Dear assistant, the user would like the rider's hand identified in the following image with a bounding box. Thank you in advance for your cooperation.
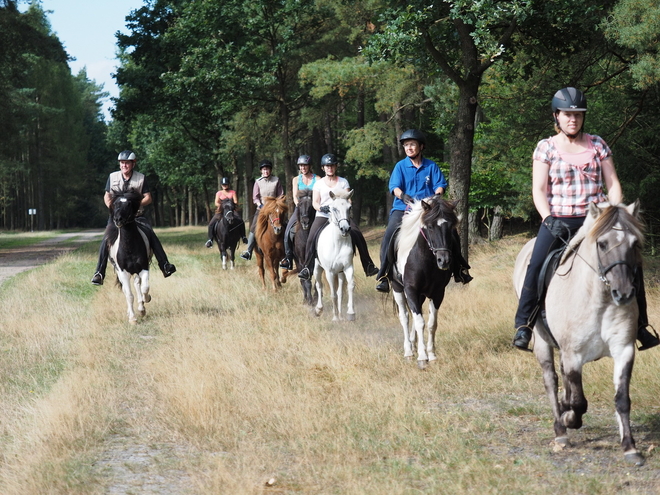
[319,205,330,214]
[401,193,413,205]
[543,216,570,239]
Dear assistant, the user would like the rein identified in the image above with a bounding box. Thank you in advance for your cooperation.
[420,226,450,255]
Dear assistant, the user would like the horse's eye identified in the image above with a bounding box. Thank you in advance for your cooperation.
[598,241,608,251]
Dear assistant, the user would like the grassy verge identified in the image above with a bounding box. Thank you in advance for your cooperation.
[0,226,657,494]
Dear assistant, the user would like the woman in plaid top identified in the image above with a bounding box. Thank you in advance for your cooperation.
[512,87,660,352]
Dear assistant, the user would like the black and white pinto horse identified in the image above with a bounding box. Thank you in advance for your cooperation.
[107,190,152,324]
[213,198,245,270]
[513,202,646,465]
[391,196,457,369]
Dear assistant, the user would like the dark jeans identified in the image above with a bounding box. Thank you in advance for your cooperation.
[283,207,299,260]
[377,210,405,280]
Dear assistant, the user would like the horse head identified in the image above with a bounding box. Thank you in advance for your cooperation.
[221,198,236,225]
[328,189,353,237]
[110,190,142,228]
[297,190,315,231]
[420,197,458,271]
[261,195,288,236]
[586,201,643,306]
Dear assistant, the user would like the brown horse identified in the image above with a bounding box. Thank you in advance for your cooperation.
[255,195,288,290]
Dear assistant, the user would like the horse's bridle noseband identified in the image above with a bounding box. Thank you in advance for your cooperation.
[420,226,450,255]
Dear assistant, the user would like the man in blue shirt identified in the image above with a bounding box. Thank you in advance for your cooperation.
[375,129,472,293]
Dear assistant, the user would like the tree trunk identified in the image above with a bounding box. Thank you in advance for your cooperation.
[468,210,480,244]
[489,206,504,241]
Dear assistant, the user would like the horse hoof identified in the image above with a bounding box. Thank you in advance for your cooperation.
[144,294,151,303]
[129,319,138,325]
[428,353,437,362]
[417,360,428,370]
[624,452,645,466]
[346,313,356,321]
[554,436,570,448]
[138,309,146,317]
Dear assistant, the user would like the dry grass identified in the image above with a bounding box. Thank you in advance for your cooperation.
[0,226,658,494]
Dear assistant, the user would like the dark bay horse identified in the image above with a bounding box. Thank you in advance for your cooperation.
[255,195,288,290]
[107,190,153,324]
[391,196,457,369]
[280,190,317,304]
[513,201,646,465]
[213,198,245,270]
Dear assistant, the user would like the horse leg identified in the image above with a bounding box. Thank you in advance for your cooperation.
[426,299,440,362]
[229,246,235,270]
[534,340,567,446]
[134,270,149,318]
[612,345,644,465]
[256,253,266,290]
[406,290,428,369]
[117,270,137,324]
[327,272,340,322]
[559,356,588,430]
[344,265,356,321]
[314,264,324,317]
[393,289,414,359]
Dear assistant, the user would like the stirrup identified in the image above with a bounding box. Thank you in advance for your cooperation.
[512,325,534,353]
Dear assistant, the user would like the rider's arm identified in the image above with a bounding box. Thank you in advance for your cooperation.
[312,188,322,211]
[601,157,623,205]
[215,192,222,209]
[532,159,552,220]
[141,192,153,207]
[104,191,112,208]
[292,176,299,206]
[253,181,262,208]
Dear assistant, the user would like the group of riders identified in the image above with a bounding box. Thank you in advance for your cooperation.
[90,87,660,353]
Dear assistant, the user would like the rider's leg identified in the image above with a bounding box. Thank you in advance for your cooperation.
[241,210,259,260]
[298,217,327,280]
[348,220,378,277]
[206,214,220,248]
[280,208,298,269]
[136,218,176,277]
[234,212,248,244]
[376,210,404,292]
[91,218,112,285]
[634,266,660,351]
[451,229,473,284]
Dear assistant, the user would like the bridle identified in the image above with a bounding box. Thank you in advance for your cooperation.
[329,204,351,233]
[419,225,450,256]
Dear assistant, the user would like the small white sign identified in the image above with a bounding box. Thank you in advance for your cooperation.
[28,209,36,215]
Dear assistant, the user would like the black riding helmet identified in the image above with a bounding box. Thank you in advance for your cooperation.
[259,159,273,170]
[399,129,426,145]
[552,87,587,136]
[118,150,136,161]
[221,177,230,186]
[321,154,338,166]
[297,155,311,165]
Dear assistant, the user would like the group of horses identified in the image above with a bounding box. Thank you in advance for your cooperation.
[104,187,648,466]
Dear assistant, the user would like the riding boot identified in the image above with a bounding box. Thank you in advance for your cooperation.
[452,230,473,284]
[512,326,534,352]
[633,266,659,350]
[241,233,255,260]
[375,277,390,293]
[637,326,660,351]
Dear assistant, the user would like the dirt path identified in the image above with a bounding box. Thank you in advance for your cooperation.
[0,230,103,286]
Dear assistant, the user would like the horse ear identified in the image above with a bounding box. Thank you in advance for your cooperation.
[329,191,336,200]
[347,189,354,200]
[626,199,640,218]
[421,199,431,211]
[588,202,601,219]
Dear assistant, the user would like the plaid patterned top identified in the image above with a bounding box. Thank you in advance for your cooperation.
[533,134,611,217]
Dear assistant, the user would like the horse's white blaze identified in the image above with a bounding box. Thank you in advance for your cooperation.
[436,217,448,227]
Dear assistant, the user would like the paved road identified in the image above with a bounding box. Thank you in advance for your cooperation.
[0,230,103,286]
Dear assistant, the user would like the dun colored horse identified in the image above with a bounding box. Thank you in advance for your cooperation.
[513,201,646,465]
[391,196,457,369]
[107,190,152,324]
[255,195,288,290]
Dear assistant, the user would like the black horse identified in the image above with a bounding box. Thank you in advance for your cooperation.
[293,190,317,304]
[107,190,153,324]
[213,198,245,270]
[390,195,457,368]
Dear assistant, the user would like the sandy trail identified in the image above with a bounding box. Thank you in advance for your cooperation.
[0,230,103,286]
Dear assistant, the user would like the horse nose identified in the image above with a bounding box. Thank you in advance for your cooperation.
[611,287,636,306]
[436,252,451,270]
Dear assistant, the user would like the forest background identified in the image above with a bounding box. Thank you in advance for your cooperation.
[2,0,660,259]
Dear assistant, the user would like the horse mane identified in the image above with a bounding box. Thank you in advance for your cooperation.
[297,189,313,201]
[330,188,352,200]
[256,195,288,234]
[396,196,457,257]
[560,203,645,265]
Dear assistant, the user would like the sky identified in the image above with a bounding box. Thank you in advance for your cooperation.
[25,0,146,121]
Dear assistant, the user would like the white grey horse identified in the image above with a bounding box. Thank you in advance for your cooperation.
[513,201,645,465]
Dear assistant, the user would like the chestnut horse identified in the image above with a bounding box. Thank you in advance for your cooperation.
[255,195,288,290]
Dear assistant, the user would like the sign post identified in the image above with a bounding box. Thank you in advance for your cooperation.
[28,208,36,232]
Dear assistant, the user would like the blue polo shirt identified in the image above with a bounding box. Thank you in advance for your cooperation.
[389,156,448,212]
